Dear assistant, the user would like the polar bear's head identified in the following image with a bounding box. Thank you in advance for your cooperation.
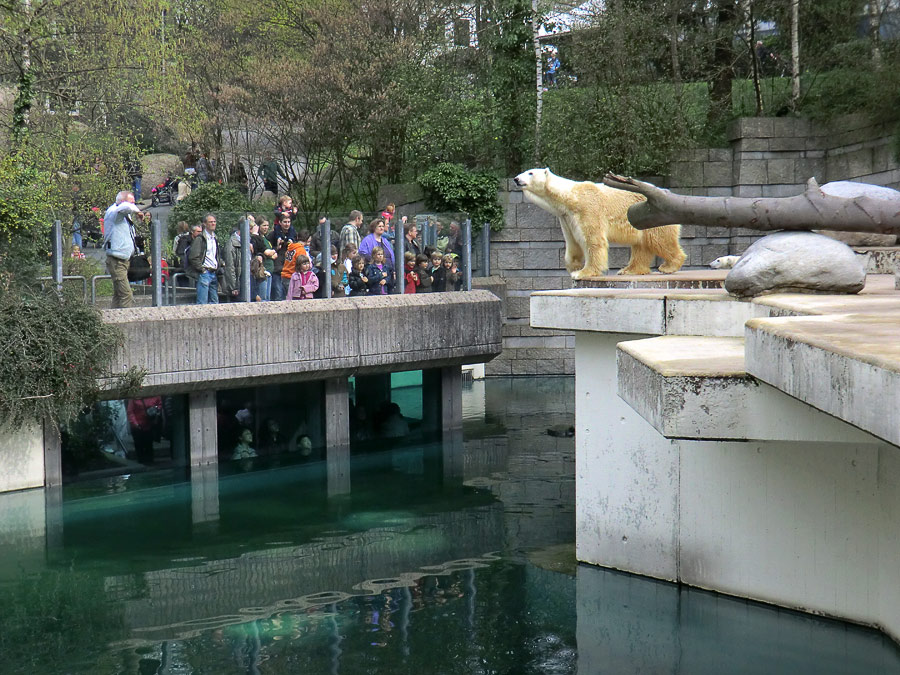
[513,168,551,193]
[709,255,740,270]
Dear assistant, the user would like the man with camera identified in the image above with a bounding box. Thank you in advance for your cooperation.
[102,190,145,309]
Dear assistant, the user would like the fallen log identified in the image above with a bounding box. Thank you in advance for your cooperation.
[602,174,900,234]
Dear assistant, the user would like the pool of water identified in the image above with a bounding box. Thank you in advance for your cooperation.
[1,377,899,673]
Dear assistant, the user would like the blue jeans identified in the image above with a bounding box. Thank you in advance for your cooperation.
[132,177,142,200]
[196,271,219,304]
[270,275,287,301]
[251,275,271,301]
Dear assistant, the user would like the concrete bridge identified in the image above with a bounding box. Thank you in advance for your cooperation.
[2,291,503,493]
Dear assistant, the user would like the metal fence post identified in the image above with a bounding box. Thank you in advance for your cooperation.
[320,217,332,299]
[481,224,491,277]
[52,220,64,294]
[394,224,405,294]
[151,218,163,306]
[240,216,251,302]
[463,219,472,291]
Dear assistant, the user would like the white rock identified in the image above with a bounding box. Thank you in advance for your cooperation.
[724,231,865,298]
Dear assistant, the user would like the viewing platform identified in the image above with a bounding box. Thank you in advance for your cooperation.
[531,271,900,644]
[1,292,503,494]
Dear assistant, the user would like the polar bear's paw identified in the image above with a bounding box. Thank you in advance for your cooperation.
[618,266,651,275]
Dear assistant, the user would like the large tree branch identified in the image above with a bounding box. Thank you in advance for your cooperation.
[603,174,900,234]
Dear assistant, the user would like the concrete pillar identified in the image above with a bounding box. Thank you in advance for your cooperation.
[45,484,64,554]
[440,365,463,433]
[422,366,463,435]
[43,420,62,488]
[327,444,351,497]
[191,463,220,526]
[442,429,464,480]
[324,377,350,447]
[189,391,218,465]
[325,377,351,496]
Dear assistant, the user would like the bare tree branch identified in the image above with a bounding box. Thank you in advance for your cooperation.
[603,173,900,234]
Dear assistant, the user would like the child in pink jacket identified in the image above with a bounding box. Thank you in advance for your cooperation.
[287,255,319,300]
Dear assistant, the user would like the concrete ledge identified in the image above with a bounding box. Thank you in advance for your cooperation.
[531,287,759,337]
[573,270,727,290]
[746,312,900,446]
[101,292,502,396]
[617,336,875,442]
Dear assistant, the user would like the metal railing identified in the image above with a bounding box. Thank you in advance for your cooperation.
[53,209,492,306]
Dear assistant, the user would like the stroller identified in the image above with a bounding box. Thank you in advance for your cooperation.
[150,174,180,207]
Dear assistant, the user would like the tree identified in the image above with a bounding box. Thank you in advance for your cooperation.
[603,173,900,235]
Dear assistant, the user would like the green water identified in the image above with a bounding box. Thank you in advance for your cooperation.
[1,377,899,674]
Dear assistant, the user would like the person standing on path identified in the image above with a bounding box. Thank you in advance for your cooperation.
[102,190,143,309]
[188,214,224,304]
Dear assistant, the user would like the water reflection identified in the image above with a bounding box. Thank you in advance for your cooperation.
[1,377,899,673]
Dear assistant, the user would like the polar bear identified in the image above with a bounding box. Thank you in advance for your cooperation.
[513,168,686,278]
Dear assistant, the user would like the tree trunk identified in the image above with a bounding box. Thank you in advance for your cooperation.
[532,0,542,164]
[12,0,33,148]
[790,0,800,109]
[747,4,763,116]
[668,0,682,97]
[708,0,737,120]
[602,173,900,234]
[869,0,882,69]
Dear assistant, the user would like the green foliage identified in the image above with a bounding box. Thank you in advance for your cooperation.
[541,84,705,179]
[0,156,56,271]
[418,163,504,232]
[480,0,535,174]
[0,152,142,431]
[0,285,144,431]
[169,182,251,236]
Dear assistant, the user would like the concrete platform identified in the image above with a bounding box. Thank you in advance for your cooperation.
[855,246,900,274]
[618,335,878,443]
[531,271,900,644]
[747,312,900,447]
[532,287,761,337]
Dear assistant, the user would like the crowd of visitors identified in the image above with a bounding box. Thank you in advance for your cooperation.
[167,196,467,304]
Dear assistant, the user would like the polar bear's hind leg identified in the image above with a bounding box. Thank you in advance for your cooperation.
[618,244,654,275]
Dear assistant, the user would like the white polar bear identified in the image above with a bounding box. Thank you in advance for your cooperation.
[513,168,686,278]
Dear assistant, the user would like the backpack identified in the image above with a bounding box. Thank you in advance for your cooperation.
[250,256,268,281]
[128,253,151,282]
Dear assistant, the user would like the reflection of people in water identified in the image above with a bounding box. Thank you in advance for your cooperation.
[379,402,409,438]
[260,418,284,455]
[232,428,257,460]
[126,396,163,464]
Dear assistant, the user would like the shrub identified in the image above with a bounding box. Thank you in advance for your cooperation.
[169,182,251,237]
[418,163,504,232]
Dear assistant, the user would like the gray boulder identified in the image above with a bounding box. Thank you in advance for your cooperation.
[815,181,899,247]
[725,231,866,297]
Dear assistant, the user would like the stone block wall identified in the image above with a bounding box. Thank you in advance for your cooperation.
[379,115,900,376]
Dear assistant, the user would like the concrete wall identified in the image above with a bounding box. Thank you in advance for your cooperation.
[0,423,46,493]
[487,113,900,376]
[570,330,900,644]
[101,292,502,396]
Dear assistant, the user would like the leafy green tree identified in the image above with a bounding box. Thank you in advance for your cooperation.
[0,156,143,431]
